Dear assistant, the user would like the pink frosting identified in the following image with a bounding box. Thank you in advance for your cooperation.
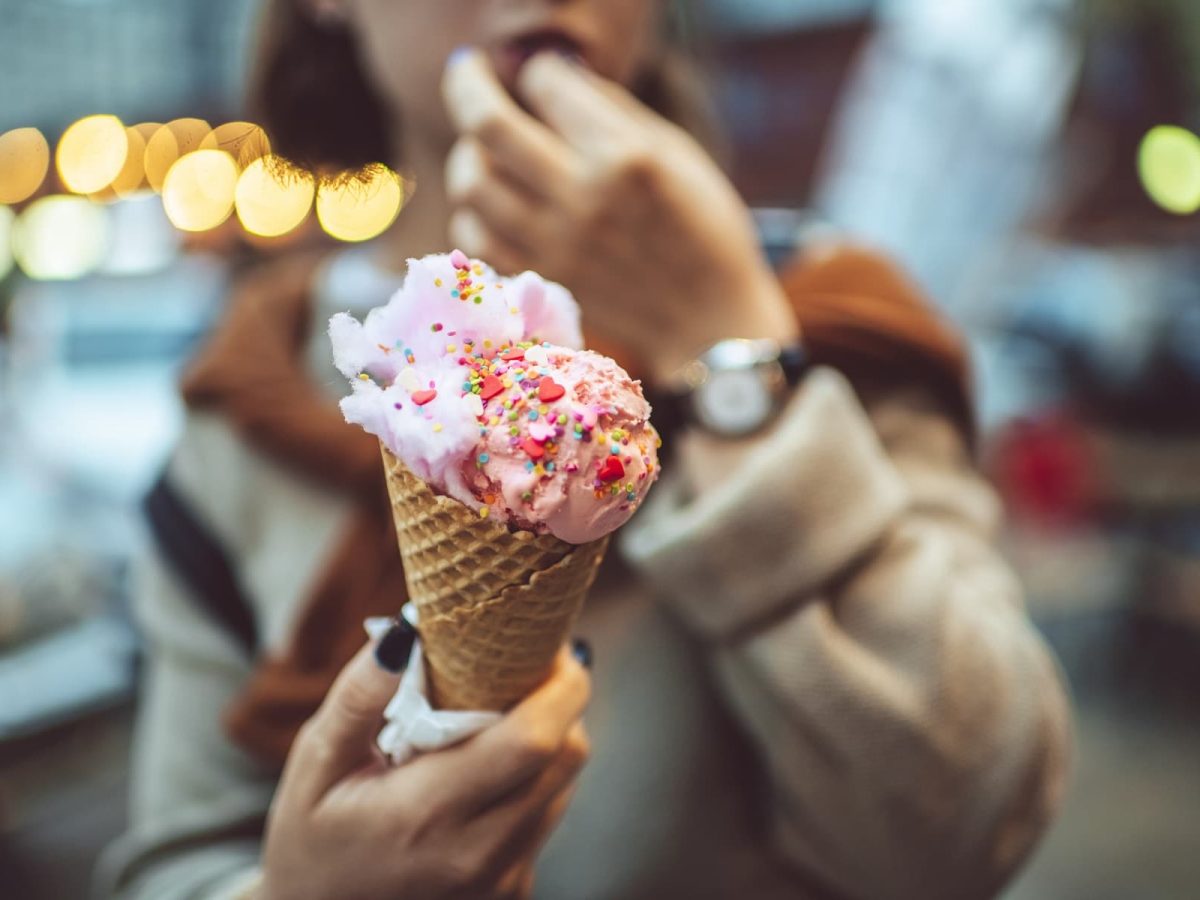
[330,251,659,543]
[462,346,658,544]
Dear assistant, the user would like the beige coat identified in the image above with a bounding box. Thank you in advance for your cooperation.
[96,259,1071,900]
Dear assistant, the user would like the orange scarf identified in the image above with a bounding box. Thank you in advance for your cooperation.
[181,245,969,770]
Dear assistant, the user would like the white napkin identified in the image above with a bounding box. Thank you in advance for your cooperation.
[365,605,501,765]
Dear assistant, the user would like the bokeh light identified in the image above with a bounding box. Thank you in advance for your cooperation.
[0,205,15,280]
[235,156,314,237]
[56,115,129,195]
[1138,125,1200,216]
[161,149,238,232]
[316,165,404,242]
[144,118,215,192]
[0,127,50,205]
[106,126,150,196]
[211,122,271,169]
[12,194,110,280]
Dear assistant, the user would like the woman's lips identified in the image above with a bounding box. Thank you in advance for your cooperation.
[493,29,587,91]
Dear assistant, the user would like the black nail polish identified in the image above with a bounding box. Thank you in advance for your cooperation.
[375,618,417,673]
[571,638,593,670]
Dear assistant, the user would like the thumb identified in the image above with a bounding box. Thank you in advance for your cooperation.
[288,623,413,803]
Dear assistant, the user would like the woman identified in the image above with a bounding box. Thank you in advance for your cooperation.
[98,1,1071,898]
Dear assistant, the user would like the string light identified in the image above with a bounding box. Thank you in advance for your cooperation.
[56,115,129,194]
[12,194,110,280]
[4,115,410,243]
[210,122,271,169]
[0,205,14,280]
[1138,125,1200,215]
[235,155,314,237]
[316,165,405,242]
[144,118,214,192]
[0,127,50,205]
[161,149,239,231]
[96,125,150,199]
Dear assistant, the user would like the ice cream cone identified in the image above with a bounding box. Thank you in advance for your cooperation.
[382,445,608,710]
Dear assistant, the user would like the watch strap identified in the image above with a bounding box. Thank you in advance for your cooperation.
[778,342,808,387]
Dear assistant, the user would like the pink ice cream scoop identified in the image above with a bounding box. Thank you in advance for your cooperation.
[330,250,660,544]
[461,343,658,544]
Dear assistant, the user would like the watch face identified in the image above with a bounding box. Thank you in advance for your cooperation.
[694,368,773,435]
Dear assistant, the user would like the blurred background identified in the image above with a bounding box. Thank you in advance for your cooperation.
[1,0,1199,897]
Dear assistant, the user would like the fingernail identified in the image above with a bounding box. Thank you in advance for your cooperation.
[375,618,417,673]
[571,638,593,670]
[448,45,473,67]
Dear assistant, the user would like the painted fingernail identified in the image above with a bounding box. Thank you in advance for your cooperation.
[571,638,593,670]
[448,45,473,67]
[375,618,417,673]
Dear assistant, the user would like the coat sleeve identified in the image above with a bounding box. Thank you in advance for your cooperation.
[93,424,273,900]
[619,367,1072,900]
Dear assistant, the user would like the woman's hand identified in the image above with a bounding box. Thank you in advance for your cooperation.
[260,642,591,900]
[442,50,798,384]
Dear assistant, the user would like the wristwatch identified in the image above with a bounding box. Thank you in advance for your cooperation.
[651,338,808,439]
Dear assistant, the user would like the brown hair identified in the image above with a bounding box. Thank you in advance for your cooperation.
[246,0,726,174]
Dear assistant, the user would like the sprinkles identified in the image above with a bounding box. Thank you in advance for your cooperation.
[382,266,657,517]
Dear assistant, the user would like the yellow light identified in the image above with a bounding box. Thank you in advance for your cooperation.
[1138,125,1200,215]
[210,122,271,169]
[56,115,129,194]
[132,122,163,142]
[144,118,215,192]
[235,156,314,237]
[107,126,150,196]
[0,205,15,280]
[316,165,404,242]
[161,149,239,232]
[12,194,110,280]
[0,127,50,204]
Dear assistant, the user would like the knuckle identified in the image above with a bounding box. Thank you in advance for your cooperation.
[336,674,379,721]
[441,855,482,893]
[560,657,592,705]
[456,180,489,209]
[294,718,333,765]
[472,109,511,145]
[294,717,319,749]
[564,729,591,769]
[513,728,559,767]
[604,145,658,189]
[446,844,498,894]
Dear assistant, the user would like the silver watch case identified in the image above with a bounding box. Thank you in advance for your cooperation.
[675,338,788,437]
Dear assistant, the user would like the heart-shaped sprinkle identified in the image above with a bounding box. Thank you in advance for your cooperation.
[538,377,566,403]
[479,374,504,400]
[521,437,545,459]
[450,248,470,269]
[597,456,625,483]
[411,389,437,406]
[500,347,525,361]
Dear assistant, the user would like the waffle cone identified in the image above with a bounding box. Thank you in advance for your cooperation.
[382,445,608,710]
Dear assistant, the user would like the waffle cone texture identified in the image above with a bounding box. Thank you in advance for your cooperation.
[381,445,608,710]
